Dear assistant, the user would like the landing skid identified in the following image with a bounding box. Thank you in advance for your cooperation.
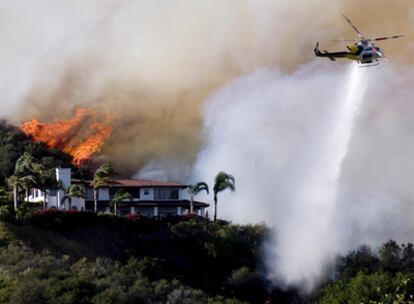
[359,62,379,67]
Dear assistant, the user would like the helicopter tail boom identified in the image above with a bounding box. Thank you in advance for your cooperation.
[314,42,348,61]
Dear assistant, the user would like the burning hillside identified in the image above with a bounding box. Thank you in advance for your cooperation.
[21,109,112,166]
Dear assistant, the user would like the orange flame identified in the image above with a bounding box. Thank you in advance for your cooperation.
[21,109,112,166]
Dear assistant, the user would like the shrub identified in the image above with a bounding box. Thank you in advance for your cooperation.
[0,205,14,221]
[16,201,40,219]
[123,213,146,221]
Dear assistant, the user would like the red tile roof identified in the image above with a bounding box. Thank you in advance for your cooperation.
[72,178,188,188]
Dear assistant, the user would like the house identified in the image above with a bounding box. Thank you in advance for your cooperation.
[27,168,209,217]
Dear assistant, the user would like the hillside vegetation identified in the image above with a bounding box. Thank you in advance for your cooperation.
[2,212,414,304]
[0,212,304,304]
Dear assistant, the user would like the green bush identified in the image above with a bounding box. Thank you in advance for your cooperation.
[0,205,14,222]
[0,219,276,304]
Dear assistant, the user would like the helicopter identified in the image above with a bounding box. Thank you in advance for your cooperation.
[314,15,404,66]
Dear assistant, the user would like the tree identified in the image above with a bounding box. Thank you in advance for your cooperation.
[110,188,132,215]
[7,175,20,211]
[8,153,42,210]
[37,158,60,210]
[187,182,209,214]
[213,172,235,222]
[61,184,85,211]
[336,245,379,280]
[92,164,115,213]
[401,243,414,272]
[379,240,402,273]
[0,186,8,205]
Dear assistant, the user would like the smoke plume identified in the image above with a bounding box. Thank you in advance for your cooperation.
[2,0,414,290]
[2,0,411,174]
[191,62,368,289]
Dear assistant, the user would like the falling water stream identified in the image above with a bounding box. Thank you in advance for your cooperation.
[275,63,368,289]
[330,63,367,181]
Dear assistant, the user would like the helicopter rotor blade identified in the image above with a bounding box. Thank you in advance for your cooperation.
[331,39,358,42]
[342,15,364,39]
[368,35,405,41]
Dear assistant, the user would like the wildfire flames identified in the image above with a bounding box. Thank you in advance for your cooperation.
[21,109,112,166]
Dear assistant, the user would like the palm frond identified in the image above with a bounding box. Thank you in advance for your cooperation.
[93,164,115,188]
[213,171,235,194]
[68,185,85,198]
[189,181,209,195]
[110,188,132,207]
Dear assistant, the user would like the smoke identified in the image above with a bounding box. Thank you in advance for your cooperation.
[2,0,414,290]
[191,63,354,288]
[1,0,410,175]
[191,61,414,289]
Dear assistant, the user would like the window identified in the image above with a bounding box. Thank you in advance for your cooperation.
[143,188,149,195]
[154,189,165,200]
[86,187,94,200]
[109,188,138,199]
[109,188,117,199]
[50,188,57,196]
[154,188,179,200]
[169,189,179,199]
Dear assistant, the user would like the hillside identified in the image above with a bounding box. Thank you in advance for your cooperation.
[1,212,413,303]
[0,212,302,304]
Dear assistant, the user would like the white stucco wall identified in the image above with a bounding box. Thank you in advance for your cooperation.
[140,188,153,200]
[179,189,189,200]
[62,197,85,211]
[48,195,58,208]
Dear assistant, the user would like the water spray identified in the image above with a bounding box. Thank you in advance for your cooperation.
[330,63,367,181]
[272,63,368,289]
[193,63,370,290]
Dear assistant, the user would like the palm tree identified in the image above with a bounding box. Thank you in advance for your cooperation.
[188,182,209,214]
[92,163,115,213]
[110,188,132,215]
[213,171,235,222]
[19,175,39,202]
[8,153,42,210]
[7,175,20,211]
[37,166,57,210]
[61,185,85,211]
